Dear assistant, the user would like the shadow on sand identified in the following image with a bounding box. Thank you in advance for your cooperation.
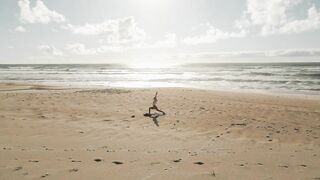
[144,113,165,127]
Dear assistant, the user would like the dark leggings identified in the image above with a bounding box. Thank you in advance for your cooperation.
[149,106,165,115]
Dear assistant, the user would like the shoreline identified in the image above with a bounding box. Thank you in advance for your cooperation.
[1,62,320,100]
[1,82,319,101]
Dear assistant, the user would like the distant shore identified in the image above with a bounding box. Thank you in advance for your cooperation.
[0,82,320,179]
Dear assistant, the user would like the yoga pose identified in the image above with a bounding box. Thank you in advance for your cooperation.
[149,92,165,115]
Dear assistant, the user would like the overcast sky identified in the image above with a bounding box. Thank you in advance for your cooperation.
[1,0,320,64]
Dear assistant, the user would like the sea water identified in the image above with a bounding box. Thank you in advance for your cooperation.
[0,63,319,95]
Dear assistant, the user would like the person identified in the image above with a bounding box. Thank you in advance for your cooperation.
[148,92,165,115]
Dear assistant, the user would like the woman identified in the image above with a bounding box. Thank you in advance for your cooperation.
[148,92,165,115]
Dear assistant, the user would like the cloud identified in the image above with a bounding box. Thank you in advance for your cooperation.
[66,43,125,55]
[236,0,320,35]
[134,33,178,49]
[66,44,98,55]
[269,48,320,57]
[38,45,63,56]
[15,26,26,32]
[183,0,320,45]
[185,0,320,45]
[174,49,320,59]
[66,32,177,55]
[63,17,146,44]
[279,5,320,34]
[18,0,66,24]
[153,33,177,48]
[183,24,247,45]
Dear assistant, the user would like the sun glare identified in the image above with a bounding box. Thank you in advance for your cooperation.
[128,61,177,68]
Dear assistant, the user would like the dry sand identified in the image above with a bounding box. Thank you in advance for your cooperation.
[0,83,320,180]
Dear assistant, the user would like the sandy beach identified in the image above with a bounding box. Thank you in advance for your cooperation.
[0,83,320,180]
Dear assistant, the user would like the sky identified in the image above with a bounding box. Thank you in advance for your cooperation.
[1,0,320,64]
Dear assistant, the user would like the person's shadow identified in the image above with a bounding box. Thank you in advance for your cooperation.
[144,113,165,127]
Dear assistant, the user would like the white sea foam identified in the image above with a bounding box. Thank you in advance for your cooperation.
[0,63,319,95]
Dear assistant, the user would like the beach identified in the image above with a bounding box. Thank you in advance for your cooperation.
[0,83,320,180]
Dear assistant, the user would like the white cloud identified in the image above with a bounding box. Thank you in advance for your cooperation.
[63,17,146,44]
[18,0,66,24]
[38,45,63,56]
[280,5,320,34]
[243,0,290,35]
[154,33,177,48]
[236,0,320,35]
[175,48,320,59]
[66,44,98,55]
[184,0,319,45]
[15,26,26,32]
[183,24,247,45]
[269,48,320,57]
[66,43,125,55]
[66,32,177,55]
[134,33,178,49]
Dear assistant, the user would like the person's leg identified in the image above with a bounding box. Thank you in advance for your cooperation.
[159,109,165,115]
[155,107,165,115]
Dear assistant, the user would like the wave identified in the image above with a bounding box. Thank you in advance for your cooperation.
[297,73,320,78]
[1,63,320,95]
[248,72,275,76]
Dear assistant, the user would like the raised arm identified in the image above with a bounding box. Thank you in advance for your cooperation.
[155,92,158,98]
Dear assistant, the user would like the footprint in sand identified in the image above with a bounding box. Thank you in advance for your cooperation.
[41,173,49,178]
[279,165,289,168]
[112,161,123,165]
[71,160,81,163]
[188,152,198,156]
[13,166,23,171]
[210,170,216,176]
[28,160,39,163]
[102,119,113,122]
[94,158,103,162]
[68,168,79,172]
[194,162,204,165]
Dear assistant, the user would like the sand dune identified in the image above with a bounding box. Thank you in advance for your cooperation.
[0,83,320,180]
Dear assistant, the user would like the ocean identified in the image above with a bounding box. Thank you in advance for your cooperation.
[0,63,319,95]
